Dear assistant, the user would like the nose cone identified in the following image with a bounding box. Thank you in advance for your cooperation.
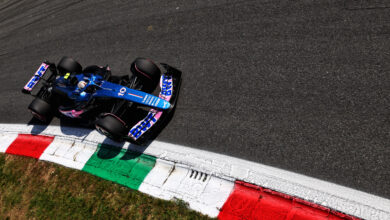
[156,99,171,110]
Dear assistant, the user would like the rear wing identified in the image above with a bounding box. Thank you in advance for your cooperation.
[126,63,182,145]
[22,62,57,95]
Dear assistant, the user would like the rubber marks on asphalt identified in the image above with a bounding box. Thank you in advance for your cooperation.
[82,143,156,190]
[218,181,357,220]
[5,134,53,158]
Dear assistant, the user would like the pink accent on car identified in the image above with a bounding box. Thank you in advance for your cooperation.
[153,111,163,121]
[128,109,160,140]
[159,75,173,101]
[127,93,143,99]
[128,73,173,140]
[23,63,50,91]
[134,63,152,80]
[59,109,84,118]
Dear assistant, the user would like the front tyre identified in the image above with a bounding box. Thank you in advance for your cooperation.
[57,56,82,75]
[130,58,161,92]
[95,114,128,141]
[28,98,52,122]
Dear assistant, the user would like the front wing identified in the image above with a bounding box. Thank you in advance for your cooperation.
[125,63,182,145]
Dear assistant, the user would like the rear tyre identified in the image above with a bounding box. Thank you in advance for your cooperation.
[57,56,82,75]
[130,58,161,92]
[95,114,128,141]
[28,98,52,122]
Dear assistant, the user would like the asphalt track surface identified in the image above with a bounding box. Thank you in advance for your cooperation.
[0,0,389,199]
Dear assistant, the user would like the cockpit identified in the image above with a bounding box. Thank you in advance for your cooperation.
[54,73,103,103]
[77,80,87,90]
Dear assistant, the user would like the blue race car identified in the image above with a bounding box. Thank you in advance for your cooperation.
[22,57,181,144]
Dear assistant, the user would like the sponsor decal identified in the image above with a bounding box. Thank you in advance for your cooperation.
[118,87,126,96]
[154,98,160,106]
[160,75,173,100]
[129,111,158,139]
[163,101,169,109]
[148,96,155,105]
[59,109,84,118]
[23,63,49,91]
[145,95,151,103]
[63,73,71,79]
[128,73,174,140]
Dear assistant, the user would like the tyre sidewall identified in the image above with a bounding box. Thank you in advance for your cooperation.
[130,58,161,87]
[95,115,128,140]
[28,98,52,122]
[57,56,82,75]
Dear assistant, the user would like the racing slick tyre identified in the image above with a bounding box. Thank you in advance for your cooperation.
[28,98,52,122]
[130,58,161,91]
[57,56,82,75]
[95,114,128,141]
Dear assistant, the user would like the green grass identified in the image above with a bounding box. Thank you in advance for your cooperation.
[0,154,214,220]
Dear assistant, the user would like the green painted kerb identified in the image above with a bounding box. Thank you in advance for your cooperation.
[82,144,156,190]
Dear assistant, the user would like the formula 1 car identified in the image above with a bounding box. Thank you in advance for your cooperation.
[22,57,181,145]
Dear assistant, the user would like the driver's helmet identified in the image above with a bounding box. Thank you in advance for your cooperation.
[77,80,87,90]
